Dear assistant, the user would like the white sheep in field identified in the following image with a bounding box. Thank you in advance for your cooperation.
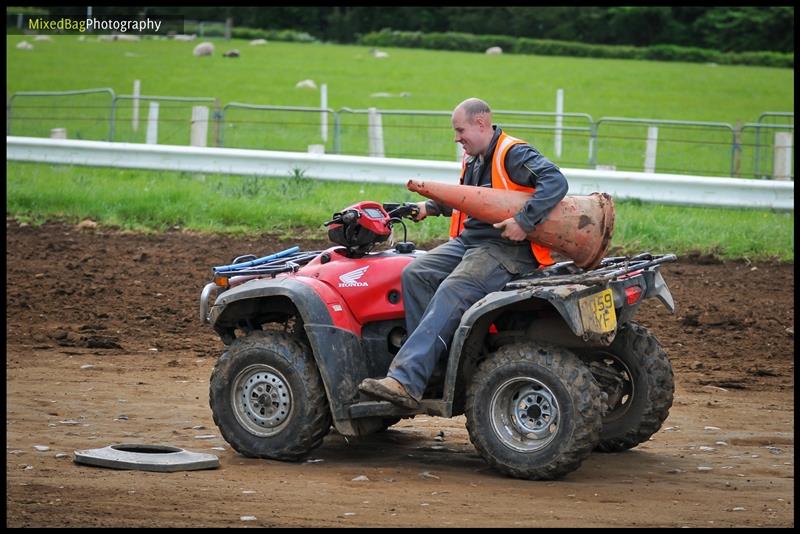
[485,46,503,55]
[295,79,317,89]
[294,80,317,89]
[371,48,389,59]
[193,42,214,57]
[249,39,267,45]
[33,35,52,42]
[223,49,240,58]
[16,41,34,50]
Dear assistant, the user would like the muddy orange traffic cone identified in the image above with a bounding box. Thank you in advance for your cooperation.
[407,180,615,269]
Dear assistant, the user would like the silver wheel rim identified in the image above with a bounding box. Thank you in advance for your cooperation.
[490,377,560,452]
[232,364,292,437]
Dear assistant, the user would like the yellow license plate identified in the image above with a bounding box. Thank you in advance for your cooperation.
[579,288,617,334]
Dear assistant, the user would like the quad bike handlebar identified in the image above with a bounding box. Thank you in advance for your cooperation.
[212,200,422,284]
[321,201,421,257]
[381,202,421,221]
[322,202,420,232]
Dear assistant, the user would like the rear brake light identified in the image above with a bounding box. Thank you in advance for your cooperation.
[625,285,643,305]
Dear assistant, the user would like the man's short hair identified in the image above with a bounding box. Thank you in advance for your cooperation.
[458,98,491,122]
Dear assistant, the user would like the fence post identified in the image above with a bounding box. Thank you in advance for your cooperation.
[333,111,341,154]
[732,121,742,177]
[225,17,233,41]
[132,79,141,132]
[368,107,384,157]
[320,83,328,143]
[555,88,563,158]
[109,97,117,141]
[773,132,793,181]
[753,123,762,178]
[644,126,658,173]
[146,101,159,144]
[211,99,221,147]
[191,106,209,147]
[588,121,598,167]
[456,141,464,162]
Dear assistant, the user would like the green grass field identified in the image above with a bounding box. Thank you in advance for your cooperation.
[6,35,793,119]
[6,35,795,261]
[7,161,794,261]
[6,35,794,174]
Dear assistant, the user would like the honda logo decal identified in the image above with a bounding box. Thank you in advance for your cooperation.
[338,266,369,287]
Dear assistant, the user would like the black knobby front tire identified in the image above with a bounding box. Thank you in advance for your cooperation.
[465,343,602,480]
[585,321,674,453]
[209,331,332,461]
[378,417,402,432]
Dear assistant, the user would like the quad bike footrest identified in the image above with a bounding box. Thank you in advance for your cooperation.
[348,399,449,418]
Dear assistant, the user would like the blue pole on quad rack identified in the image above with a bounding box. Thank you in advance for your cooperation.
[213,246,300,273]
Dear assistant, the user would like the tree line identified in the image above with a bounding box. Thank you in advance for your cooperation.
[32,6,795,53]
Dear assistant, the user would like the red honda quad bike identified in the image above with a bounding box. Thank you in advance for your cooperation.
[200,201,677,480]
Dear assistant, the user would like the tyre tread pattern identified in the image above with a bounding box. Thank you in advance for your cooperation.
[209,331,332,461]
[596,321,674,453]
[465,343,602,480]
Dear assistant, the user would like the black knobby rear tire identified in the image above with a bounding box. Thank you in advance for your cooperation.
[465,343,602,480]
[209,331,332,461]
[584,321,674,453]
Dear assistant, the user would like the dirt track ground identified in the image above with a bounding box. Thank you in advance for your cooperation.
[6,220,794,527]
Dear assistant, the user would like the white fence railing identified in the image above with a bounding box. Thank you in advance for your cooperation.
[6,136,794,210]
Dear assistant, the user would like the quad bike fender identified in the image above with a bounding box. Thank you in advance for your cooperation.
[208,277,370,428]
[209,277,332,330]
[209,276,362,335]
[442,283,614,407]
[646,270,675,313]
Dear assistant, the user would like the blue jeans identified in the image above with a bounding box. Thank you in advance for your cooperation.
[387,238,535,400]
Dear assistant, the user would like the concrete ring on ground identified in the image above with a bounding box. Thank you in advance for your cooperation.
[73,443,220,472]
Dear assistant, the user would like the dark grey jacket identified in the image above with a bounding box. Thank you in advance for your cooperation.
[426,126,569,254]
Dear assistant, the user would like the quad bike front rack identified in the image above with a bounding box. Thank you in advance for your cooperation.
[212,247,323,279]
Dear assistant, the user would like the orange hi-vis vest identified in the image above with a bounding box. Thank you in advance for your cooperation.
[449,131,555,266]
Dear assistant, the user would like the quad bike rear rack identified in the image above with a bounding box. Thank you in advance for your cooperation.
[506,252,678,289]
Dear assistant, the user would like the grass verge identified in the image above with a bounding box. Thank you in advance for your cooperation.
[7,161,794,261]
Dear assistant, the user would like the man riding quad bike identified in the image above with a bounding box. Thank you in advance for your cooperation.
[200,200,676,480]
